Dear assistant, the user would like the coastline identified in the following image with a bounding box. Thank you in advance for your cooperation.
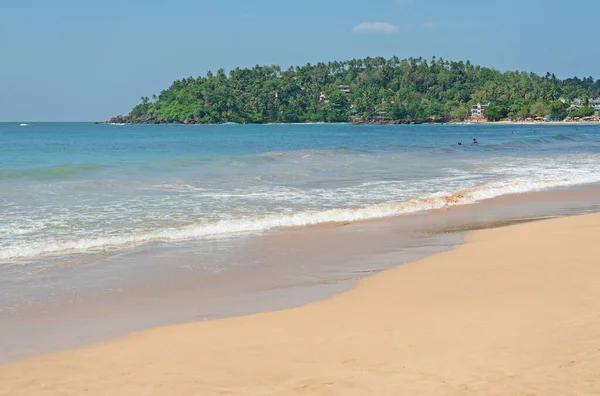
[2,212,600,395]
[3,120,600,368]
[1,183,598,366]
[355,119,600,126]
[468,119,600,126]
[97,118,600,126]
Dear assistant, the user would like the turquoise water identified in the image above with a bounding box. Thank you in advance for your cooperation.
[1,122,599,262]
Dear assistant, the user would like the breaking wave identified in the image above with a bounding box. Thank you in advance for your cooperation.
[2,167,599,261]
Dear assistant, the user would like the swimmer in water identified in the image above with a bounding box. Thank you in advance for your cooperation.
[457,142,462,145]
[473,138,478,144]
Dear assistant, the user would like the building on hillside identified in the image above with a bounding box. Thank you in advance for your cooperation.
[571,98,584,107]
[319,92,329,103]
[570,97,600,114]
[470,103,488,120]
[338,85,351,95]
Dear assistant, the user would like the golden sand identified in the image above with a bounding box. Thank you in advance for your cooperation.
[1,214,599,395]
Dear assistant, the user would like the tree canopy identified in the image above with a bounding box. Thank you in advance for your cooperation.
[123,56,600,124]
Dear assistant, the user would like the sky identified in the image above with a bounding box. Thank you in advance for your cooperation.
[0,0,597,122]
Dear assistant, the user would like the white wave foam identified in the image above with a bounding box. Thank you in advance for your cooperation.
[2,164,599,261]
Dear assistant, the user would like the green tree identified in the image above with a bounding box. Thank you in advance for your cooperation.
[516,104,531,119]
[388,104,407,120]
[450,106,468,120]
[484,104,507,121]
[530,103,549,118]
[575,106,595,117]
[117,56,597,124]
[549,101,567,119]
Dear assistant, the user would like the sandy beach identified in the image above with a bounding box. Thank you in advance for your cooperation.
[2,213,600,395]
[454,120,600,126]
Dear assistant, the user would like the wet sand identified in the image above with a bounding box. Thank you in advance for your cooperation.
[1,184,599,365]
[1,211,600,395]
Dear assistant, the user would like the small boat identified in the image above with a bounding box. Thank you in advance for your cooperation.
[20,123,28,127]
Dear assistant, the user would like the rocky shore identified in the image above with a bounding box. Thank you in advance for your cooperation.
[98,115,599,126]
[97,115,429,125]
[350,119,425,125]
[96,115,181,125]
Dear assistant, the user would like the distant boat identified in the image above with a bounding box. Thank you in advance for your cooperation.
[20,123,28,127]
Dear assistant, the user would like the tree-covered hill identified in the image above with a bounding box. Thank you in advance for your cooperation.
[116,56,600,124]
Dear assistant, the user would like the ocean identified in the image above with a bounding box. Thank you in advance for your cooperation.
[2,122,599,263]
[1,122,599,361]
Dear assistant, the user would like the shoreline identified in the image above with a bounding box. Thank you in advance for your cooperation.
[97,119,600,126]
[1,183,600,365]
[2,212,600,395]
[5,177,600,264]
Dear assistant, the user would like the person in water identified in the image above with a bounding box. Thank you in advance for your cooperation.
[457,142,462,145]
[473,138,478,144]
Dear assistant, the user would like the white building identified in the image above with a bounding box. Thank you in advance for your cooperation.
[571,98,584,107]
[471,103,488,117]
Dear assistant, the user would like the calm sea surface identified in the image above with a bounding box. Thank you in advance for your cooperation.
[1,122,599,264]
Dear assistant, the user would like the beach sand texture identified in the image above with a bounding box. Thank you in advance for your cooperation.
[1,213,599,395]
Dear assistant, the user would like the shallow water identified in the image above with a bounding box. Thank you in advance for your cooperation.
[2,123,599,263]
[1,184,599,364]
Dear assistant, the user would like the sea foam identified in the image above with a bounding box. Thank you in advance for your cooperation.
[2,163,599,261]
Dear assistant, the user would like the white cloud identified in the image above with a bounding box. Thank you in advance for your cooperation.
[422,21,440,29]
[352,22,398,35]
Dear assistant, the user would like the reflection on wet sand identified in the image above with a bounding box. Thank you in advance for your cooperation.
[0,184,599,364]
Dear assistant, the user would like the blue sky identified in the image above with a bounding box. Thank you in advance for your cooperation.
[0,0,597,121]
